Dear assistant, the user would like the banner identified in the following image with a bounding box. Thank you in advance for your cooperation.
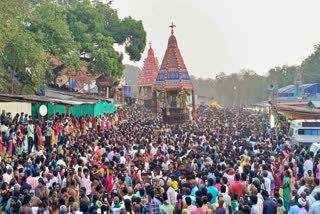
[124,86,131,97]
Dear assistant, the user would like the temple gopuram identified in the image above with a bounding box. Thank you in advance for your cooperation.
[153,23,195,123]
[137,44,160,109]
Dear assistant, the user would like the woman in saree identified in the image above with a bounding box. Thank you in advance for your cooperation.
[0,132,3,157]
[51,129,56,147]
[282,170,291,211]
[34,122,41,151]
[7,129,14,157]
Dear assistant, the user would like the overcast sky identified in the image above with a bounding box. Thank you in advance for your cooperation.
[113,0,320,79]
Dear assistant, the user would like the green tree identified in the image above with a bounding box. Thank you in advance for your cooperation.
[300,45,320,83]
[89,33,124,78]
[1,0,147,94]
[267,65,298,87]
[0,0,28,57]
[114,16,147,61]
[27,0,82,68]
[0,0,50,94]
[2,30,49,94]
[66,0,146,80]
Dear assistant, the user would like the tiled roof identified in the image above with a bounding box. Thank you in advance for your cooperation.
[50,58,63,69]
[277,103,320,114]
[72,74,102,84]
[58,65,88,75]
[52,58,105,85]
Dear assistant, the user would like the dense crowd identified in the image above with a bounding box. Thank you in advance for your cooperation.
[0,105,319,214]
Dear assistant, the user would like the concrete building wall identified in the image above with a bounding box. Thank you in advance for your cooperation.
[0,102,32,117]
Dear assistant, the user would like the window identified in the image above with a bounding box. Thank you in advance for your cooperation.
[298,129,320,135]
[302,122,320,127]
[298,129,304,135]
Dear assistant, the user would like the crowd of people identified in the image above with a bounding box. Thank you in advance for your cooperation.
[0,105,319,214]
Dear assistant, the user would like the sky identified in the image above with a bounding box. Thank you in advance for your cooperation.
[113,0,320,79]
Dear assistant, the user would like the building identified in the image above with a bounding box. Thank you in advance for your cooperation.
[137,44,159,108]
[51,58,113,95]
[53,63,101,94]
[277,83,320,100]
[271,72,320,127]
[96,75,113,97]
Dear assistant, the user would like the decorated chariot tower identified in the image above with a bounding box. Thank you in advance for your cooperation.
[137,43,159,108]
[153,23,195,123]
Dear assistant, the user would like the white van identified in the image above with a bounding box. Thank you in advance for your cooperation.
[288,120,320,146]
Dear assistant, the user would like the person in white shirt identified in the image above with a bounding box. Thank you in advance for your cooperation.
[81,168,92,196]
[123,186,134,202]
[3,168,13,184]
[250,195,259,214]
[119,151,126,165]
[166,180,178,206]
[263,172,271,196]
[221,185,232,214]
[72,202,83,214]
[297,179,307,196]
[303,154,313,176]
[305,188,316,207]
[111,197,124,214]
[251,187,263,214]
[309,192,320,214]
[48,171,59,188]
[56,156,67,168]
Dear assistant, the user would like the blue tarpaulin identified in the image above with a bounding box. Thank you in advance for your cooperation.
[124,86,131,97]
[278,83,320,97]
[69,79,77,90]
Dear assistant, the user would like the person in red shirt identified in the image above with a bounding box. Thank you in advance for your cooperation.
[101,118,105,130]
[0,133,3,157]
[54,121,61,142]
[88,115,93,130]
[230,173,245,197]
[95,145,103,157]
[106,168,116,194]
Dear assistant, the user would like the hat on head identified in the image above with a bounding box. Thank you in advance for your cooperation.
[298,198,307,207]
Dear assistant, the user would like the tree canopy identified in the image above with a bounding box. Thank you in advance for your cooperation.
[65,0,146,78]
[191,42,320,107]
[0,0,147,94]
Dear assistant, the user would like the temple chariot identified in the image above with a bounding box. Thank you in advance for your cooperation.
[152,23,195,123]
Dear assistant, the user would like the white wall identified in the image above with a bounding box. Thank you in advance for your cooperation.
[79,80,98,93]
[0,102,32,117]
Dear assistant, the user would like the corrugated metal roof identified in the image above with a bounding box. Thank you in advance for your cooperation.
[46,89,112,103]
[254,101,271,107]
[277,103,320,114]
[311,101,320,108]
[278,83,320,97]
[0,93,103,106]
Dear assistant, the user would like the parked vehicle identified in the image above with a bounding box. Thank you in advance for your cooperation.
[288,120,320,146]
